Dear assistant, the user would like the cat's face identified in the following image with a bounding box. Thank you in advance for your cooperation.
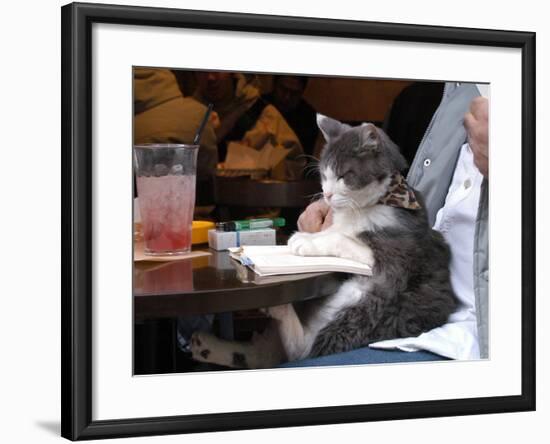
[317,114,407,210]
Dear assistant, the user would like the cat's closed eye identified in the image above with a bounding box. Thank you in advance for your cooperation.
[338,171,356,181]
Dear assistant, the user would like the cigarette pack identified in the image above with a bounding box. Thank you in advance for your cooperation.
[208,228,276,251]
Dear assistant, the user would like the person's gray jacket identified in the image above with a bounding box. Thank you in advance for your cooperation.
[407,82,489,359]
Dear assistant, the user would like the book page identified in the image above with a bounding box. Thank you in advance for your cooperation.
[229,246,372,276]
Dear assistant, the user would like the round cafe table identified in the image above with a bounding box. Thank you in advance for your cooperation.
[134,248,344,321]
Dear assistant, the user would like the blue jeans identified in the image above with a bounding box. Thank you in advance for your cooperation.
[278,347,447,368]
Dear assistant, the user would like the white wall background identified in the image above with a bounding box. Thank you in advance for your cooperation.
[0,0,546,442]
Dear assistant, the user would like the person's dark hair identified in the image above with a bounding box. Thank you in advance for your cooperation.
[272,74,308,90]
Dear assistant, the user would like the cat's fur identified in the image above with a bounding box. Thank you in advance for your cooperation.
[190,115,457,368]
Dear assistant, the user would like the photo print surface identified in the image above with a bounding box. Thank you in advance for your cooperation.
[132,69,489,376]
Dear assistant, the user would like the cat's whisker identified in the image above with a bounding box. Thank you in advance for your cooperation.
[304,167,320,179]
[297,154,320,162]
[303,161,320,179]
[306,192,324,203]
[347,198,364,220]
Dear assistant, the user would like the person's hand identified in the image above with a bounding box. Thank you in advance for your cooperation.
[297,200,333,233]
[209,110,220,129]
[464,96,489,178]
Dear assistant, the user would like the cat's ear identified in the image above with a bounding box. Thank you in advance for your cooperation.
[317,114,348,142]
[359,123,380,155]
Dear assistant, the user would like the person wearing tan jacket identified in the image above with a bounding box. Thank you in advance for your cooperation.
[134,68,218,204]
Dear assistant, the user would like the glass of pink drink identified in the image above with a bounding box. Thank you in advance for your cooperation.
[134,144,199,255]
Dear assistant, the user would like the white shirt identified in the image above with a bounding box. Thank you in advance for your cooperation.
[370,143,483,360]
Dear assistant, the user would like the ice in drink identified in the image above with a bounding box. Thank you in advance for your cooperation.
[136,174,196,255]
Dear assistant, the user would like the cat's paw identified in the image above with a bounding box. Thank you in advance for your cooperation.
[190,331,217,364]
[288,232,321,256]
[190,332,249,368]
[260,304,291,321]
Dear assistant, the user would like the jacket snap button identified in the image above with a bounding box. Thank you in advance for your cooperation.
[424,159,431,167]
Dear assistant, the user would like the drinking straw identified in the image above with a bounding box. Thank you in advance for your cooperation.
[193,103,214,145]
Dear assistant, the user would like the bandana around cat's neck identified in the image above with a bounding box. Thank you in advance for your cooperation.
[378,173,422,210]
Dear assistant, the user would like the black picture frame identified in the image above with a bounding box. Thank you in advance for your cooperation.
[61,2,536,440]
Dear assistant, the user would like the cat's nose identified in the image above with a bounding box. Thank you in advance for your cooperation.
[324,192,333,201]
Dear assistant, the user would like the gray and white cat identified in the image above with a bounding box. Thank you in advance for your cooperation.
[190,115,457,368]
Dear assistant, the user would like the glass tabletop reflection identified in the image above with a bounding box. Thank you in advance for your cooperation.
[133,248,344,319]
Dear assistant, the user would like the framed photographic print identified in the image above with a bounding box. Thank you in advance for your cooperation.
[61,1,536,440]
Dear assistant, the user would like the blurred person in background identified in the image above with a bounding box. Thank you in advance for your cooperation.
[263,75,319,162]
[193,71,305,180]
[384,82,445,171]
[134,68,218,206]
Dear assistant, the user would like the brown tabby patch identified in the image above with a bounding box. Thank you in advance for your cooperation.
[378,173,421,210]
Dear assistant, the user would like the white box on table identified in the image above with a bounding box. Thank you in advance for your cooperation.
[208,228,276,251]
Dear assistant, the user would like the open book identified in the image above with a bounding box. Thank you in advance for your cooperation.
[231,258,329,285]
[228,245,372,277]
